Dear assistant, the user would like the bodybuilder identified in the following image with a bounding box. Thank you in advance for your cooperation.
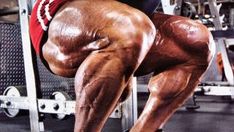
[30,0,213,131]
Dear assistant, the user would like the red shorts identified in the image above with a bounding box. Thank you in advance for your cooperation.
[29,0,69,55]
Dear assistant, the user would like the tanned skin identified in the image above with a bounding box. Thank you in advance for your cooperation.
[41,1,213,132]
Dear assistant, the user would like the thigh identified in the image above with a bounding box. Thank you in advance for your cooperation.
[41,0,156,78]
[135,13,212,76]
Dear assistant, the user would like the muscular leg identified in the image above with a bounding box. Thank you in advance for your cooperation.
[74,51,129,131]
[74,43,153,131]
[42,1,156,131]
[132,13,213,131]
[40,1,156,132]
[132,65,207,131]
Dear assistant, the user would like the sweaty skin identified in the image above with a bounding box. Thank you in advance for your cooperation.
[42,1,155,131]
[131,13,212,131]
[41,1,212,132]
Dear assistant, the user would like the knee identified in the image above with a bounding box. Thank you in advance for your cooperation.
[163,16,210,46]
[162,16,213,67]
[152,13,212,55]
[178,20,211,52]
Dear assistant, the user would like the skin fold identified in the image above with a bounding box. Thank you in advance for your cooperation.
[40,0,213,132]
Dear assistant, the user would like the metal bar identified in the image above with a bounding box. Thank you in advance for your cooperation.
[0,96,29,109]
[132,77,138,123]
[0,7,19,16]
[218,39,234,85]
[230,9,234,29]
[38,99,73,115]
[161,1,176,15]
[121,77,138,131]
[18,0,41,131]
[208,0,222,30]
[208,0,234,91]
[0,96,121,118]
[137,84,148,93]
[199,81,231,86]
[198,86,234,96]
[211,30,234,38]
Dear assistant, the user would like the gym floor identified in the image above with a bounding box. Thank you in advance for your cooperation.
[0,95,234,132]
